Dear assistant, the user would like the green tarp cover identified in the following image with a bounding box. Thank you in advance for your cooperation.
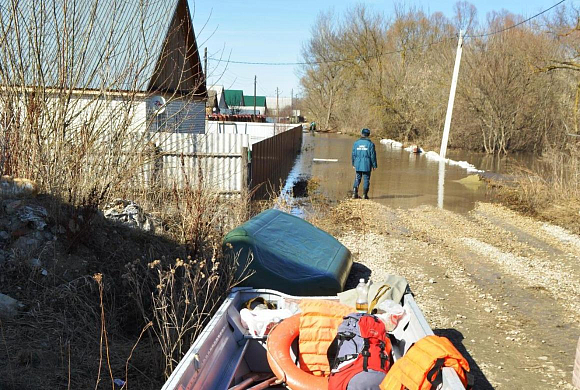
[224,209,352,296]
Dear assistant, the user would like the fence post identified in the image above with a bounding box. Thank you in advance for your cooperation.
[241,146,249,188]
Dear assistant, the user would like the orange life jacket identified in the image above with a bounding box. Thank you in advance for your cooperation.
[379,335,472,390]
[298,299,354,377]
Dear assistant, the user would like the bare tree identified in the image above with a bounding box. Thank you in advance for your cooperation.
[300,11,346,131]
[0,0,206,204]
[299,1,574,154]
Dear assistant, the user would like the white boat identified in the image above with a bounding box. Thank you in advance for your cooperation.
[162,287,467,390]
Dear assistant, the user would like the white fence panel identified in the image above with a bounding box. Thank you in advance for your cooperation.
[144,132,250,193]
[206,121,298,146]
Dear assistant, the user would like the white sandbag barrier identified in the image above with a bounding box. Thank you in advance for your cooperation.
[380,139,483,173]
[380,139,403,148]
[423,151,483,173]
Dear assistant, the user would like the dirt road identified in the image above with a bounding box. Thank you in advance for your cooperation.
[312,200,580,389]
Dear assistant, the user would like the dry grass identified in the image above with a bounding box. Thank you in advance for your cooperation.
[124,249,253,379]
[0,181,254,389]
[490,144,580,234]
[0,89,255,386]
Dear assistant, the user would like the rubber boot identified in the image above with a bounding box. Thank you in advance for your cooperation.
[352,188,360,199]
[362,190,369,200]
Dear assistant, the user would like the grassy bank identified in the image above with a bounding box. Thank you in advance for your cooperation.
[488,145,580,234]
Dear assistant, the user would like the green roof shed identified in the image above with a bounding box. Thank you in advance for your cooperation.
[243,96,267,107]
[224,90,245,106]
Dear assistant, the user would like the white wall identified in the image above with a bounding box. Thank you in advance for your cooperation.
[236,106,266,115]
[221,106,266,115]
[40,94,148,136]
[206,121,298,146]
[24,93,206,137]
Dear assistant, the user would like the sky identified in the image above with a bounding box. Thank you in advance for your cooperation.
[189,0,573,100]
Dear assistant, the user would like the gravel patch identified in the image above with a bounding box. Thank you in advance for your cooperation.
[461,237,580,319]
[310,199,580,390]
[542,223,580,252]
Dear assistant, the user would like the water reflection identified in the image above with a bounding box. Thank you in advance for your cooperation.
[288,133,497,213]
[438,160,445,209]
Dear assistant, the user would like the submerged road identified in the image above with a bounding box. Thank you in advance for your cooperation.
[287,133,531,213]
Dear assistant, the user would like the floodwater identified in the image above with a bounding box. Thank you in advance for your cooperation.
[284,133,533,213]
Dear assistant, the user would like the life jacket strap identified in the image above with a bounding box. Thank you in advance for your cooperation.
[427,357,474,389]
[466,371,475,390]
[427,358,445,388]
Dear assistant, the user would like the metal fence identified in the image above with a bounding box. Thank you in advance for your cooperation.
[251,125,302,199]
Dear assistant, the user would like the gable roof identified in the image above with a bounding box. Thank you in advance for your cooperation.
[0,0,206,96]
[224,90,245,106]
[243,96,267,107]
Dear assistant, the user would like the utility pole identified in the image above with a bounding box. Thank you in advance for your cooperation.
[204,47,208,82]
[439,29,464,159]
[253,75,257,117]
[276,87,279,124]
[291,89,293,121]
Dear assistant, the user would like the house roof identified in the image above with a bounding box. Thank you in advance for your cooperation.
[224,90,245,106]
[209,85,228,108]
[243,96,267,107]
[1,0,206,96]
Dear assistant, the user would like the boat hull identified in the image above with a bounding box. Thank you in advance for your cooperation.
[162,288,466,390]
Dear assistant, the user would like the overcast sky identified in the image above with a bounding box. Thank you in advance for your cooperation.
[190,0,573,99]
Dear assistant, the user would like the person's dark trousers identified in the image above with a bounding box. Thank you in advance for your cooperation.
[353,171,371,198]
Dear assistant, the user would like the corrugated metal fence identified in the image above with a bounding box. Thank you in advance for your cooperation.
[143,132,250,194]
[251,125,302,199]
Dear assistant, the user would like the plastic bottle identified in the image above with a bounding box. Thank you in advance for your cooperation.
[355,278,369,313]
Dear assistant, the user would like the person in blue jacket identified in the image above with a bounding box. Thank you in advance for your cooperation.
[351,128,377,199]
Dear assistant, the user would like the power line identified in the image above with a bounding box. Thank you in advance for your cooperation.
[208,35,457,66]
[466,0,566,38]
[206,0,567,67]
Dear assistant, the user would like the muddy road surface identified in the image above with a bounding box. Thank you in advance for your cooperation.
[312,200,580,390]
